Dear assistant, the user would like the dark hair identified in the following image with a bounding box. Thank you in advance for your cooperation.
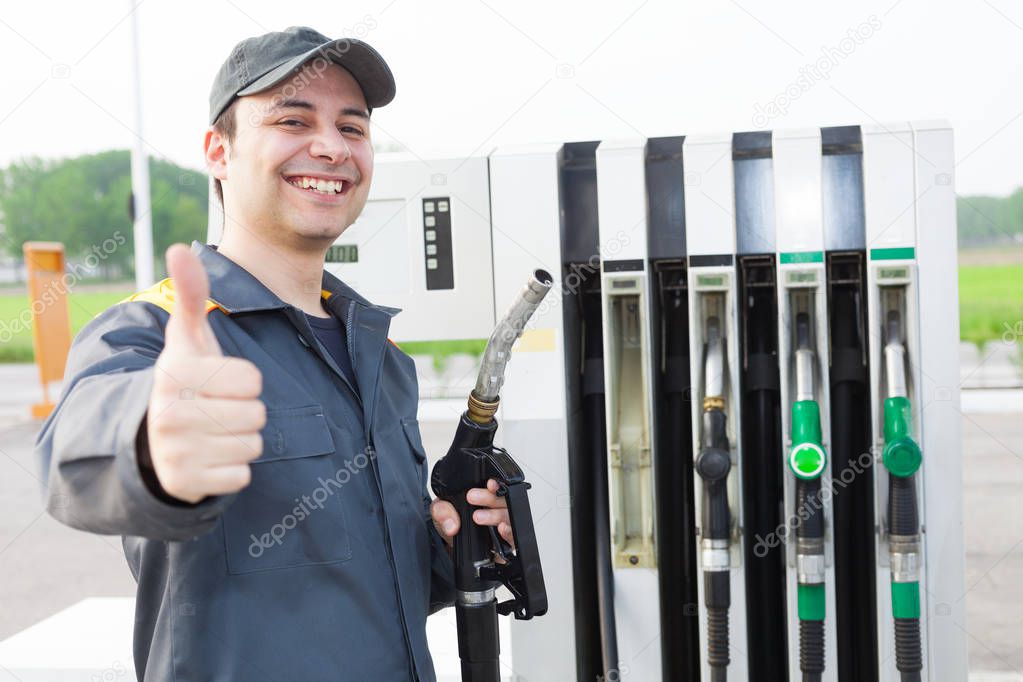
[211,100,237,206]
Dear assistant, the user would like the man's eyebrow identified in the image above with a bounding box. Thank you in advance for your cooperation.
[266,99,370,120]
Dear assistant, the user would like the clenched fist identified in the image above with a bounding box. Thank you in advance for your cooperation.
[146,244,266,504]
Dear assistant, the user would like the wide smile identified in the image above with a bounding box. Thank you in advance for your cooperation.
[282,174,354,204]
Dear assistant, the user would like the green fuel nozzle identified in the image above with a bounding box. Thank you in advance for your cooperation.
[881,308,923,681]
[790,312,826,681]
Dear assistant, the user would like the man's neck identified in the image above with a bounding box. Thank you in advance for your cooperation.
[217,227,329,317]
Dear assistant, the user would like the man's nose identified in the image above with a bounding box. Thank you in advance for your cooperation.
[309,127,352,164]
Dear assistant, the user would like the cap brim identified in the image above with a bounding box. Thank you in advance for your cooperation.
[236,38,395,110]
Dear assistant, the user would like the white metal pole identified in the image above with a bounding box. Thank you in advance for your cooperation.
[129,0,154,289]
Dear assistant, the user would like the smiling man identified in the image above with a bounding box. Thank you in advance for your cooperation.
[36,26,511,682]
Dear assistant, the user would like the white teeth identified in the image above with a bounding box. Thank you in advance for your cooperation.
[289,176,345,194]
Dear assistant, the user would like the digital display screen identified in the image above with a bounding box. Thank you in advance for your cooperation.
[879,267,909,281]
[697,274,725,287]
[787,270,818,284]
[326,244,359,263]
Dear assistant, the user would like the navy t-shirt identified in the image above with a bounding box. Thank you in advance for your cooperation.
[305,309,358,392]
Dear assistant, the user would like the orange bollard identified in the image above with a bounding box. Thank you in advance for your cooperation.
[22,242,72,419]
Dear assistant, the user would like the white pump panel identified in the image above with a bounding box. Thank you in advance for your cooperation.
[489,142,578,682]
[595,139,664,681]
[772,127,840,680]
[325,153,495,342]
[683,133,750,682]
[863,122,929,682]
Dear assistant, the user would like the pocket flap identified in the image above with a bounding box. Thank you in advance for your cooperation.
[259,405,334,463]
[401,417,427,463]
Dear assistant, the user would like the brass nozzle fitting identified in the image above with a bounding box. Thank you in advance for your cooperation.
[467,392,500,424]
[703,395,725,412]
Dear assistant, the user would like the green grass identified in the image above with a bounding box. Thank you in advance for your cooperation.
[0,291,131,362]
[959,264,1023,347]
[396,339,488,371]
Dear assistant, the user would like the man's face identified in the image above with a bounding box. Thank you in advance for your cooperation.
[207,63,374,250]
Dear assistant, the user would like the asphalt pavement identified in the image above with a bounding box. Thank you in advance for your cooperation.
[0,361,1020,678]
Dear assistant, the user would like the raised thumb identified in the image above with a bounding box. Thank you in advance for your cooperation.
[164,244,220,356]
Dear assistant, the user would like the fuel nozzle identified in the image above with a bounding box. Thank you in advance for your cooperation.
[429,269,552,682]
[696,316,732,680]
[788,312,827,681]
[881,308,923,682]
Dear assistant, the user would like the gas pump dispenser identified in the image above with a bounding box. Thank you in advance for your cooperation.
[595,139,663,680]
[772,128,838,681]
[487,142,581,682]
[861,121,967,681]
[862,124,927,682]
[272,121,968,682]
[683,133,749,682]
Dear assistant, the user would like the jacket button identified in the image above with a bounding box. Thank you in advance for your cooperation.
[272,429,286,455]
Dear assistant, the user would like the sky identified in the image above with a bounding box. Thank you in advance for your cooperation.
[1,0,1021,196]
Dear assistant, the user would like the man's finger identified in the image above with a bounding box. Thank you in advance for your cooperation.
[430,499,459,537]
[149,431,263,467]
[151,397,265,435]
[193,433,264,465]
[466,486,507,509]
[156,356,262,400]
[164,244,221,357]
[472,508,510,527]
[195,464,253,496]
[187,398,267,435]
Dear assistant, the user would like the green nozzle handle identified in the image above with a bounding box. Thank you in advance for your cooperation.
[790,400,826,480]
[882,397,922,478]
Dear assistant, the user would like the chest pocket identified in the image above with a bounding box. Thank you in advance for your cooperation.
[222,405,353,574]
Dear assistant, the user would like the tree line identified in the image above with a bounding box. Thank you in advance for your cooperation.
[957,188,1023,247]
[0,150,207,280]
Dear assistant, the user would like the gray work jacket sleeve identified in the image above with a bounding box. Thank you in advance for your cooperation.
[35,301,233,541]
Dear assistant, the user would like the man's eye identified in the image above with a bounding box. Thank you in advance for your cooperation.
[340,125,365,136]
[279,120,305,127]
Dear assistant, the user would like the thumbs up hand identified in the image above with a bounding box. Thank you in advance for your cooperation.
[146,244,266,504]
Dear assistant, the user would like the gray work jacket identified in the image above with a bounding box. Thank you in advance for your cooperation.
[36,242,456,681]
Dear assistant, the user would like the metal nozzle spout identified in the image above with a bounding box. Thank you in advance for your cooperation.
[703,316,725,407]
[795,312,815,402]
[472,269,554,405]
[884,309,908,399]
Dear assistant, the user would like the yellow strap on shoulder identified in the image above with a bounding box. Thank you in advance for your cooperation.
[119,278,223,315]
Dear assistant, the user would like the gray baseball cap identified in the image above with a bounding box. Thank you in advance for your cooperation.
[208,26,395,125]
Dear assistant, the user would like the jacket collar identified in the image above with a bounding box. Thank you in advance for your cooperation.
[193,241,401,318]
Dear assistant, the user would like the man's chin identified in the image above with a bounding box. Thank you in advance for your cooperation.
[281,222,349,248]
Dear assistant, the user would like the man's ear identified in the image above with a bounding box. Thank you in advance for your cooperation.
[204,128,229,182]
